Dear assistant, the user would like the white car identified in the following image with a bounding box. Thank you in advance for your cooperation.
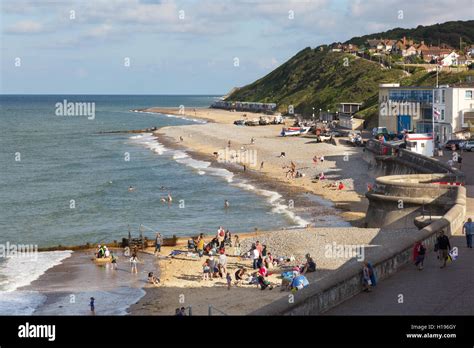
[461,140,474,151]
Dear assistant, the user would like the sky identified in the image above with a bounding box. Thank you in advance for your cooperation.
[1,0,473,94]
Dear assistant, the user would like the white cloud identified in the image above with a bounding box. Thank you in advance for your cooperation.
[5,20,46,34]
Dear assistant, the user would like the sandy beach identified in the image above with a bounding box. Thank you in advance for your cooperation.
[146,106,371,223]
[128,106,380,315]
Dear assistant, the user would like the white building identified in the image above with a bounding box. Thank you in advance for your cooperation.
[441,51,459,66]
[432,85,474,144]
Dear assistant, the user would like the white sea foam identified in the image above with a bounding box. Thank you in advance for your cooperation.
[0,250,72,292]
[129,133,166,155]
[234,183,310,228]
[130,132,308,227]
[130,110,207,124]
[0,290,46,315]
[0,250,72,315]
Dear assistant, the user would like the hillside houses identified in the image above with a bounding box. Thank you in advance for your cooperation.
[363,36,473,67]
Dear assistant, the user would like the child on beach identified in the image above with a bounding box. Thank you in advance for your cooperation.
[111,252,117,270]
[202,260,210,281]
[89,297,95,314]
[226,273,232,290]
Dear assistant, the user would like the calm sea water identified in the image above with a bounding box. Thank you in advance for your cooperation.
[0,95,301,248]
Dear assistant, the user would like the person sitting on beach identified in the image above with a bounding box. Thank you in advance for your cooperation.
[97,245,103,258]
[279,152,286,158]
[234,268,247,286]
[301,254,316,275]
[257,275,273,290]
[338,181,345,190]
[264,253,274,270]
[318,172,326,180]
[258,264,268,277]
[148,272,160,286]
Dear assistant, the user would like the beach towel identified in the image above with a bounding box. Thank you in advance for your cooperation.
[281,271,294,279]
[169,250,186,257]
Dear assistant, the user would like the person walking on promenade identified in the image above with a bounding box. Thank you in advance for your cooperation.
[436,230,451,268]
[463,218,474,248]
[413,241,426,270]
[362,262,372,292]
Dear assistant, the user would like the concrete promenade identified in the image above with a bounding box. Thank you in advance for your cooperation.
[326,151,473,315]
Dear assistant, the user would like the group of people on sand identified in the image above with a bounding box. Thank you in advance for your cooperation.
[198,234,317,293]
[192,227,234,258]
[96,244,118,268]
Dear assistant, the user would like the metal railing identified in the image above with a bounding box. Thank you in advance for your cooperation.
[208,305,228,316]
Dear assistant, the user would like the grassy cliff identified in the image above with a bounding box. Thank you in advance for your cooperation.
[226,20,474,126]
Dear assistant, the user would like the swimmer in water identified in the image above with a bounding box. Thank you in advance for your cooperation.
[128,186,135,192]
[167,193,172,203]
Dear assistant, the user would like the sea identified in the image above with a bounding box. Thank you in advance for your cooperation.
[0,95,343,314]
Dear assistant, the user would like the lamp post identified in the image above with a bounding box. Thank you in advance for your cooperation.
[312,107,315,122]
[319,108,322,122]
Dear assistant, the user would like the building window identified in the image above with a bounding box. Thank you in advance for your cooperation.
[465,90,473,99]
[440,109,445,121]
[441,89,445,103]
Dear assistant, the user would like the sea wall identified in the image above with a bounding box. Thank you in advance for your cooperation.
[250,140,466,315]
[251,184,466,315]
[363,140,464,228]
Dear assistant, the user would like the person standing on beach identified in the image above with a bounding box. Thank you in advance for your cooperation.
[217,226,225,247]
[155,233,163,254]
[130,253,139,274]
[197,233,205,257]
[234,235,241,256]
[463,218,473,248]
[436,230,451,268]
[111,252,118,270]
[255,241,263,257]
[89,297,95,314]
[228,140,231,148]
[224,200,229,209]
[260,161,264,170]
[226,273,232,290]
[252,246,260,270]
